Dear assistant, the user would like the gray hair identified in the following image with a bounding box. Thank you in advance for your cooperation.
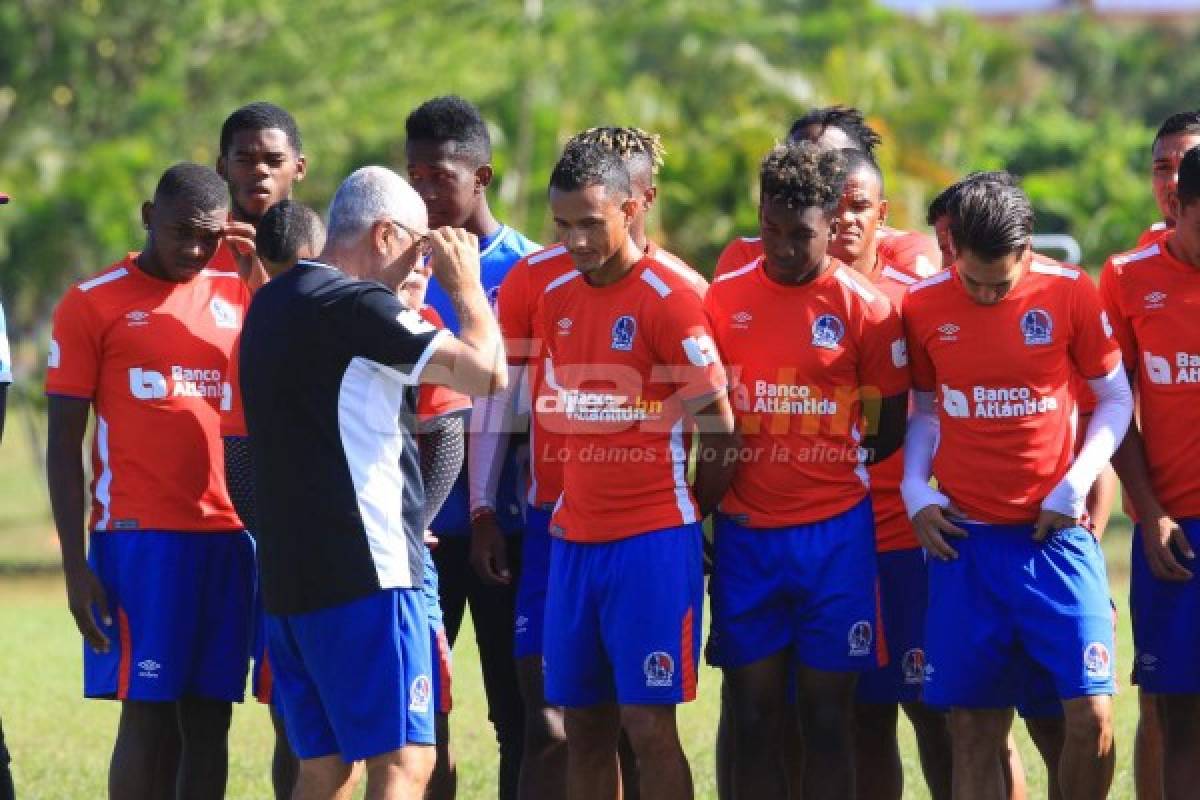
[325,166,427,246]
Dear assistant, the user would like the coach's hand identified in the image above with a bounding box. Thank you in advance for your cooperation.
[1143,513,1194,582]
[222,220,268,290]
[1032,510,1078,543]
[65,564,112,653]
[912,503,967,561]
[428,227,482,295]
[470,513,511,585]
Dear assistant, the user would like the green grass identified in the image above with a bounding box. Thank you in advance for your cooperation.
[0,405,1140,798]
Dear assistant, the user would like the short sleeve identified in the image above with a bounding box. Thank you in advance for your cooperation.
[496,262,537,367]
[1097,259,1137,371]
[857,299,911,398]
[45,288,102,398]
[0,300,11,385]
[415,305,472,421]
[651,291,727,403]
[1070,270,1123,380]
[903,296,936,392]
[349,285,448,385]
[714,238,758,278]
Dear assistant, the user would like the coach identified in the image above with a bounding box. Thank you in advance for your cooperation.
[240,166,506,800]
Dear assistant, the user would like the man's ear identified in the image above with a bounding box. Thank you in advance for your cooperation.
[641,184,658,213]
[878,198,889,226]
[621,196,641,225]
[294,154,308,183]
[141,202,154,229]
[216,154,228,180]
[475,163,494,192]
[372,218,393,257]
[1169,189,1183,224]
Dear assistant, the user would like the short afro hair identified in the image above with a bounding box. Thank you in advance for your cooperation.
[256,200,325,266]
[759,141,848,214]
[1153,111,1200,150]
[840,148,884,194]
[788,105,883,155]
[566,126,665,186]
[948,180,1034,261]
[405,95,491,166]
[219,102,302,157]
[153,163,229,211]
[926,170,1018,226]
[548,141,631,198]
[1175,146,1200,208]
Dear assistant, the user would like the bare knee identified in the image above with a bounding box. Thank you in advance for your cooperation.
[619,705,682,760]
[950,709,1012,761]
[365,745,436,788]
[565,706,620,758]
[1063,696,1113,754]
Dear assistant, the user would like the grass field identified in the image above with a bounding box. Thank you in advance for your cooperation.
[0,402,1141,798]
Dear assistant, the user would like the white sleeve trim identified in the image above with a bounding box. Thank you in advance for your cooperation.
[1041,364,1133,518]
[468,363,523,512]
[900,391,950,518]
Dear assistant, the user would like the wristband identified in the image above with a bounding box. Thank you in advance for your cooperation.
[470,506,497,524]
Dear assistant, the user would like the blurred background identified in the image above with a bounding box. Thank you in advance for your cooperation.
[1,0,1197,795]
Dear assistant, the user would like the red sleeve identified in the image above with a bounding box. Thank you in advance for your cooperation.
[1097,259,1136,371]
[1070,269,1124,380]
[879,231,942,277]
[903,295,936,392]
[651,291,727,402]
[416,305,472,421]
[713,238,758,278]
[496,262,537,367]
[857,299,911,398]
[45,287,102,399]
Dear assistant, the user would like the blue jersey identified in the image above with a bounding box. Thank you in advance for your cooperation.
[425,224,539,536]
[0,299,11,385]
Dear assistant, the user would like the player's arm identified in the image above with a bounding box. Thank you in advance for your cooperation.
[859,392,907,465]
[689,390,740,518]
[46,396,111,652]
[900,390,966,561]
[1036,365,1132,541]
[418,410,469,531]
[422,227,507,397]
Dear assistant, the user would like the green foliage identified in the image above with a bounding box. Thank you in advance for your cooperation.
[0,0,1194,325]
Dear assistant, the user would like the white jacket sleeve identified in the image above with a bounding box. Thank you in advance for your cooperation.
[900,390,951,519]
[468,364,525,514]
[1041,364,1133,519]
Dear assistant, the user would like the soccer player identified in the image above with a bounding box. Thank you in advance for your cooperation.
[705,142,909,799]
[46,163,258,800]
[714,105,941,280]
[214,101,309,800]
[0,188,14,800]
[824,149,953,800]
[1136,111,1200,248]
[405,96,537,800]
[902,180,1132,800]
[1104,145,1200,800]
[240,166,507,800]
[497,125,706,800]
[535,142,735,800]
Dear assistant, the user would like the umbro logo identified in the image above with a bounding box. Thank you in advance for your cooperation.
[937,323,960,341]
[126,310,150,327]
[557,318,573,334]
[731,310,753,327]
[1145,291,1166,309]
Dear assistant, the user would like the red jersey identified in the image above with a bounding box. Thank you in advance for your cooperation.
[417,306,472,422]
[1135,222,1169,249]
[536,257,726,542]
[1100,238,1200,520]
[707,257,909,528]
[904,258,1122,525]
[46,254,248,532]
[497,242,706,509]
[713,227,941,280]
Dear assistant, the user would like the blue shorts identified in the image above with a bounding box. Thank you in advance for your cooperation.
[84,530,255,702]
[924,523,1115,710]
[1131,518,1200,693]
[708,496,881,673]
[514,505,553,660]
[266,588,435,761]
[422,546,452,714]
[857,547,928,704]
[544,524,703,707]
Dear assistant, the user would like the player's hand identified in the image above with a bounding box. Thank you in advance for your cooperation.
[427,227,481,296]
[64,564,112,653]
[1143,513,1194,582]
[469,513,511,585]
[1032,510,1079,542]
[423,529,439,550]
[912,502,967,561]
[222,220,268,290]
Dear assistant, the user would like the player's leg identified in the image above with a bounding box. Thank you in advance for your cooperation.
[422,547,455,800]
[364,745,438,800]
[109,701,180,800]
[270,704,299,799]
[901,702,952,800]
[431,537,470,647]
[1058,696,1114,800]
[854,701,902,800]
[426,712,454,800]
[1159,694,1200,800]
[796,666,859,799]
[1005,736,1028,800]
[619,705,693,800]
[951,708,1015,800]
[617,729,641,800]
[464,532,525,800]
[724,652,792,797]
[513,505,566,800]
[563,705,621,800]
[176,697,233,799]
[1017,662,1066,800]
[0,718,13,800]
[1024,716,1065,800]
[293,755,357,800]
[1134,690,1164,800]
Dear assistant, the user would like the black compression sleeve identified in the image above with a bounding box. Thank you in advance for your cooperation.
[417,410,467,530]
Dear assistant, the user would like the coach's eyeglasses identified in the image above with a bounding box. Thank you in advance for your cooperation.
[389,218,433,262]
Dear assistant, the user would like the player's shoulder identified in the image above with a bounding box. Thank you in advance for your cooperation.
[831,262,892,317]
[903,268,955,318]
[482,224,540,267]
[878,228,941,278]
[516,244,575,285]
[714,235,763,277]
[60,258,140,320]
[1105,240,1165,279]
[648,244,708,296]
